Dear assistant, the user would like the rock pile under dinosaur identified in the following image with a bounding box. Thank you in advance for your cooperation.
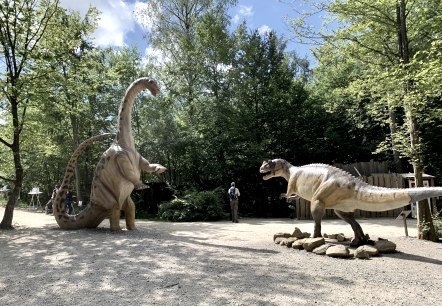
[273,227,397,259]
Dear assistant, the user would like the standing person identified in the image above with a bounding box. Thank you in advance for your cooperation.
[228,182,240,223]
[65,189,73,215]
[46,184,59,214]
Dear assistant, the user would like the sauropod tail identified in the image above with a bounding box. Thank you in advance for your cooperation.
[54,133,115,229]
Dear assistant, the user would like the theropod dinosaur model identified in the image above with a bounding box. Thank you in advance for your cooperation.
[54,78,167,231]
[260,159,442,246]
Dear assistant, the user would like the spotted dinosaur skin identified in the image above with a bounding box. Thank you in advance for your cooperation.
[54,78,167,231]
[260,159,442,246]
[53,133,115,228]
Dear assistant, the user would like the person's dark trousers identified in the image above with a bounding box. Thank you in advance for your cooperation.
[230,200,238,223]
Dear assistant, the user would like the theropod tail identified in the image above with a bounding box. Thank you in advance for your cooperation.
[54,133,115,230]
[407,187,442,204]
[356,185,442,212]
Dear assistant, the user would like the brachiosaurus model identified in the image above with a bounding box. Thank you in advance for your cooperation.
[54,78,167,231]
[260,159,442,246]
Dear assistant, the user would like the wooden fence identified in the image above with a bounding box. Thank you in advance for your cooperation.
[295,173,406,220]
[334,160,390,176]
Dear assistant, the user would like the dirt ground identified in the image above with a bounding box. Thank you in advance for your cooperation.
[0,207,441,306]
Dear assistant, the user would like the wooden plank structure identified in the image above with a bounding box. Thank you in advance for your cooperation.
[295,173,407,220]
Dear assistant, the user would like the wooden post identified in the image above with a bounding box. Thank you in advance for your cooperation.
[396,210,412,237]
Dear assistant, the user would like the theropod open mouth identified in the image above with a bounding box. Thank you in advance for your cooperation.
[259,168,273,180]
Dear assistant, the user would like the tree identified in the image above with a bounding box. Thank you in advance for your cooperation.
[289,0,442,240]
[137,0,238,188]
[36,7,105,203]
[0,0,59,229]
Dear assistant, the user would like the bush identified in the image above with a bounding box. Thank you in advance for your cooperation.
[158,188,225,222]
[433,210,442,238]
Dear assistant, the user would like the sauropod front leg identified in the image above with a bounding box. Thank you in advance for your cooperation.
[139,157,167,174]
[116,153,146,190]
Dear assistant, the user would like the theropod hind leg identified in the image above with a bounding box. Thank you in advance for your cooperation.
[334,210,369,247]
[310,200,326,238]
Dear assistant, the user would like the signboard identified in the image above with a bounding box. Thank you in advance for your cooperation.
[395,210,411,220]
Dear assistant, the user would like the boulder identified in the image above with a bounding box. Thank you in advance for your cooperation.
[326,233,338,239]
[302,232,311,238]
[354,248,370,259]
[374,239,396,253]
[291,228,304,239]
[303,237,325,252]
[336,234,346,242]
[274,237,287,244]
[286,237,298,248]
[355,245,379,257]
[292,238,307,250]
[312,244,330,255]
[326,245,352,258]
[273,232,291,241]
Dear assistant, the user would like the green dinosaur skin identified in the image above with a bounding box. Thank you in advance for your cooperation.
[54,78,167,231]
[260,159,442,246]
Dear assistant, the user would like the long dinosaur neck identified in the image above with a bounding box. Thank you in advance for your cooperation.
[54,134,114,230]
[116,78,157,149]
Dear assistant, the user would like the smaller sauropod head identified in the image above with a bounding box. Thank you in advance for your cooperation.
[146,79,160,96]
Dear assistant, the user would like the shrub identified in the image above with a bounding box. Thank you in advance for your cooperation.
[158,188,224,222]
[433,210,442,238]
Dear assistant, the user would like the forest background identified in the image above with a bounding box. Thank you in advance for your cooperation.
[1,0,441,236]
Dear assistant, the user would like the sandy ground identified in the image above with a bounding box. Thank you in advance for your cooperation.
[0,207,441,306]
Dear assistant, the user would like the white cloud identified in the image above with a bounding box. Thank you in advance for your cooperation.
[59,0,137,47]
[239,5,253,17]
[232,4,253,24]
[144,46,167,66]
[133,1,154,31]
[258,25,272,36]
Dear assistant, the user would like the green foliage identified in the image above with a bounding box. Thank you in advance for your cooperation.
[158,188,225,222]
[2,0,442,225]
[433,210,442,239]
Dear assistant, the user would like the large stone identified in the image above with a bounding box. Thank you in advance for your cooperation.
[354,248,370,259]
[312,244,330,255]
[302,232,311,238]
[273,232,291,241]
[336,234,346,242]
[286,237,298,248]
[292,228,304,239]
[274,237,287,244]
[292,238,307,249]
[355,245,379,257]
[303,237,325,252]
[374,239,396,253]
[326,245,352,258]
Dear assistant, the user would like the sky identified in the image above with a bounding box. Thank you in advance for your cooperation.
[59,0,317,63]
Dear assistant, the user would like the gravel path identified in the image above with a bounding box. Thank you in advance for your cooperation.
[1,207,441,306]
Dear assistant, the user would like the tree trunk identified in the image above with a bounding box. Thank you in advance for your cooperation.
[388,106,403,173]
[0,97,23,229]
[71,114,82,204]
[397,0,437,241]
